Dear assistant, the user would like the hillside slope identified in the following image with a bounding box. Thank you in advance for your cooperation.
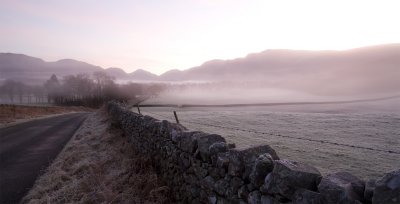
[159,44,400,95]
[0,54,156,83]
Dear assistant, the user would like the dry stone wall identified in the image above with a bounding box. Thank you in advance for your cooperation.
[107,102,400,204]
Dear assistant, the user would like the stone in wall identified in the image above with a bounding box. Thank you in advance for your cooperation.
[260,195,282,204]
[209,142,228,156]
[240,145,280,183]
[178,131,201,153]
[196,133,226,162]
[250,153,274,188]
[372,169,400,204]
[248,190,261,204]
[364,179,376,203]
[318,171,365,204]
[228,150,245,177]
[293,188,324,204]
[226,145,279,179]
[266,159,322,200]
[214,178,230,196]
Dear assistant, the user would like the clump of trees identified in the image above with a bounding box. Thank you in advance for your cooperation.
[0,72,167,108]
[0,80,46,104]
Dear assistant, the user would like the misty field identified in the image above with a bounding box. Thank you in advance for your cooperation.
[138,102,400,180]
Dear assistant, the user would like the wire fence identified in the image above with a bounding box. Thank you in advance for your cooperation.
[138,109,400,155]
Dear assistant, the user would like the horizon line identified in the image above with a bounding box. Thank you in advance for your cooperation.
[2,42,399,76]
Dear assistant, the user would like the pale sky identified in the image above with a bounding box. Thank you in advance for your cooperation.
[1,0,399,75]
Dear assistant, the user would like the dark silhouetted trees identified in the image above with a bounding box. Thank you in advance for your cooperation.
[51,72,124,107]
[44,74,61,103]
[0,72,168,107]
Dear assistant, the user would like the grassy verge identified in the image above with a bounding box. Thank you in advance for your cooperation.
[0,104,93,125]
[22,107,171,203]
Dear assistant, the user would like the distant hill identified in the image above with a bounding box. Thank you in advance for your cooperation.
[0,53,157,84]
[103,68,158,81]
[1,44,400,95]
[129,69,159,81]
[159,44,400,95]
[104,67,128,79]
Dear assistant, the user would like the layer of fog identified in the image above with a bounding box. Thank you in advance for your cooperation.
[144,82,400,113]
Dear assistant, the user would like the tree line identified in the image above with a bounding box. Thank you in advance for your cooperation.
[0,71,166,108]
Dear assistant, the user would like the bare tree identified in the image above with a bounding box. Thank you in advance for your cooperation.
[93,71,115,97]
[44,74,61,103]
[14,82,26,103]
[2,80,17,103]
[62,74,94,104]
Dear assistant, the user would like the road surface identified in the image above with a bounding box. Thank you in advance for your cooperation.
[0,113,88,204]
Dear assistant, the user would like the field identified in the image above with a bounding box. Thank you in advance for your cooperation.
[138,101,400,180]
[0,104,93,126]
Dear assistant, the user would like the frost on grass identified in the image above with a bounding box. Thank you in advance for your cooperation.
[22,107,170,204]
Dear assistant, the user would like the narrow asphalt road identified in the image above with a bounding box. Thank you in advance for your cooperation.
[0,113,89,204]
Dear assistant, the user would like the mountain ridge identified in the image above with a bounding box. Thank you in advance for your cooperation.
[158,43,400,81]
[1,43,400,95]
[0,53,158,83]
[156,43,400,95]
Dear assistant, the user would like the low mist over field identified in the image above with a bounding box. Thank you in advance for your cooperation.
[146,44,400,107]
[2,44,400,107]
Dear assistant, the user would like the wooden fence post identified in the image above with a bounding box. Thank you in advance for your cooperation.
[173,111,180,124]
[13,105,16,118]
[137,104,141,115]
